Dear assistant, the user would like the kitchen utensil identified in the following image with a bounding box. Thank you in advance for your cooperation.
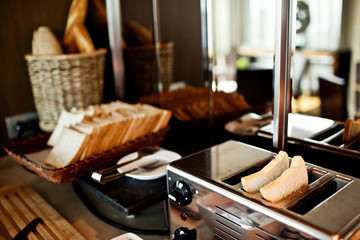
[13,218,43,240]
[225,111,272,136]
[91,146,161,182]
[118,149,182,180]
[167,140,360,240]
[238,111,272,123]
[0,183,85,239]
[96,160,167,184]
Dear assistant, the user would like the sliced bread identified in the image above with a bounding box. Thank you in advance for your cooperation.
[342,118,360,144]
[260,156,308,203]
[241,151,289,193]
[44,127,88,168]
[47,110,86,147]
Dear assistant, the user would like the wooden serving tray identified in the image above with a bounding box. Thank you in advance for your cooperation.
[3,126,169,184]
[0,183,85,239]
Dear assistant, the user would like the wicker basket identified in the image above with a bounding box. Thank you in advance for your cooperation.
[4,126,169,184]
[25,48,107,132]
[124,42,174,101]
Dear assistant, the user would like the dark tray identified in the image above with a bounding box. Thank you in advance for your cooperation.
[75,175,167,216]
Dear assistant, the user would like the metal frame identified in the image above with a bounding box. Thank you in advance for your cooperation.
[273,0,295,150]
[105,0,125,100]
[200,0,214,129]
[105,0,295,150]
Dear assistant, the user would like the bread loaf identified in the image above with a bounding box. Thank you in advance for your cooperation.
[125,21,152,46]
[32,26,63,55]
[63,0,88,53]
[241,151,289,193]
[260,156,308,203]
[72,24,95,53]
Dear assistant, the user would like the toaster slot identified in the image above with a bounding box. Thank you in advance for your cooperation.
[288,175,351,215]
[311,124,343,143]
[221,158,271,186]
[308,168,327,185]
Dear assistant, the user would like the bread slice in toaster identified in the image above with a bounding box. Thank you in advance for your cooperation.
[260,155,308,203]
[342,118,360,144]
[241,151,289,193]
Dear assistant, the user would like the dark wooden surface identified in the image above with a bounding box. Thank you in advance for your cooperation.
[0,1,73,152]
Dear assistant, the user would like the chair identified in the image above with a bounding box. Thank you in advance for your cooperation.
[236,64,273,106]
[318,74,347,121]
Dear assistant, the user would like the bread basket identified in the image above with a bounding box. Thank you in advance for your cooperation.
[24,48,107,132]
[123,42,174,100]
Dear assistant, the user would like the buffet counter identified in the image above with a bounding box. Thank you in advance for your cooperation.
[0,154,169,240]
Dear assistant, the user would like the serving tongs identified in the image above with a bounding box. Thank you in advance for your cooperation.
[94,160,167,184]
[91,146,161,183]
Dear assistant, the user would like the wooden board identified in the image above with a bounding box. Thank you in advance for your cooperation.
[0,183,85,240]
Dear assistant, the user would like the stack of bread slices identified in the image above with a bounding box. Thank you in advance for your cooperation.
[139,86,252,121]
[241,151,308,203]
[44,101,171,168]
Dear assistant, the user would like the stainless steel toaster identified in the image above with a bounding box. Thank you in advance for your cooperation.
[166,140,360,240]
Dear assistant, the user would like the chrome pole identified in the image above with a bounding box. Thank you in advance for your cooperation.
[273,0,295,150]
[200,0,214,129]
[105,0,125,100]
[152,0,162,93]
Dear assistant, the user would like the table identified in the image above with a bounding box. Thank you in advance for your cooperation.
[0,155,169,240]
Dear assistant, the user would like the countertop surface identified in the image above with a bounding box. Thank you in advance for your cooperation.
[0,154,169,240]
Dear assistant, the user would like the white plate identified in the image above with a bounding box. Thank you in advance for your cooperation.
[116,149,181,180]
[260,113,337,139]
[111,233,143,240]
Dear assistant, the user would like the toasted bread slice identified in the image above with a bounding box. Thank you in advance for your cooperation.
[241,151,289,193]
[260,156,308,203]
[342,118,360,144]
[44,127,88,168]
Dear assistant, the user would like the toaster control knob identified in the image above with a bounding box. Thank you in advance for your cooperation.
[168,181,192,205]
[173,227,196,240]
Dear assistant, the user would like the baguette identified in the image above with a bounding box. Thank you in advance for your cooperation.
[72,24,95,53]
[260,156,308,203]
[125,21,152,46]
[63,0,88,53]
[241,151,289,193]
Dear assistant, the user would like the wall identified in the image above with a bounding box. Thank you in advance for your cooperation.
[0,0,72,153]
[0,0,203,153]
